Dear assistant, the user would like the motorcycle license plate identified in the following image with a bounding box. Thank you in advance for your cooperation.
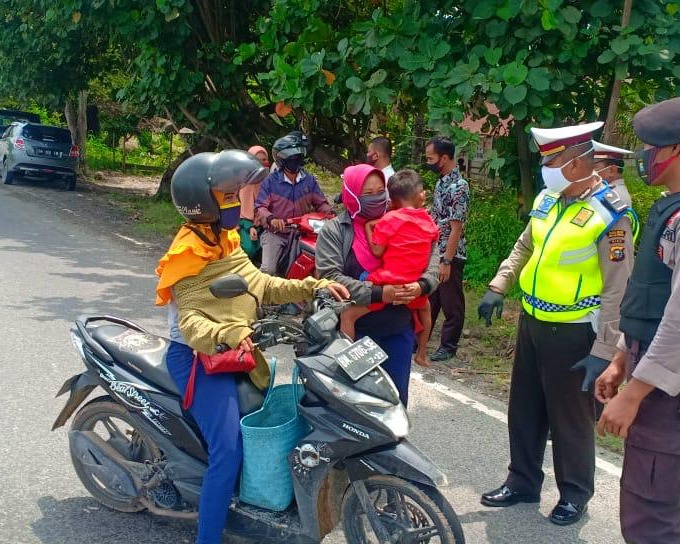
[333,336,388,381]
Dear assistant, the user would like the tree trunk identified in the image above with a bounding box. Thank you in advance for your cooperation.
[64,91,88,175]
[411,112,426,164]
[154,136,216,200]
[515,120,535,215]
[602,0,634,143]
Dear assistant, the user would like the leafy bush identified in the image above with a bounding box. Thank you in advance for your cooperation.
[464,186,527,290]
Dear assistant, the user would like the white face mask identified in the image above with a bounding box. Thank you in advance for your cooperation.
[541,147,593,194]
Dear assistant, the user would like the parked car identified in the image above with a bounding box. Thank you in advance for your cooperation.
[0,109,41,134]
[0,122,79,190]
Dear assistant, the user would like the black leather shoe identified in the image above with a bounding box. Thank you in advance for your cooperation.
[549,500,587,526]
[430,347,456,362]
[480,485,540,507]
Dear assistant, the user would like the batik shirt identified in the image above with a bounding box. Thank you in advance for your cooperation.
[430,168,470,260]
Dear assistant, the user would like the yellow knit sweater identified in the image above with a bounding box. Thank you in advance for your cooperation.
[173,247,330,389]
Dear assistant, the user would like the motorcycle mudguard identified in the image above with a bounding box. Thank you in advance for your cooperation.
[52,370,100,430]
[344,439,448,488]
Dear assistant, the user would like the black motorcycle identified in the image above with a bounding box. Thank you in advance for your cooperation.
[52,275,465,543]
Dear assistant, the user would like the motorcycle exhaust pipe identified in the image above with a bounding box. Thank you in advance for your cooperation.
[69,430,142,499]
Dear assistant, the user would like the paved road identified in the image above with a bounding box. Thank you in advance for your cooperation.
[0,181,625,543]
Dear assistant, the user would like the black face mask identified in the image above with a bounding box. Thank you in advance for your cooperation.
[358,191,388,219]
[425,157,442,174]
[282,155,304,173]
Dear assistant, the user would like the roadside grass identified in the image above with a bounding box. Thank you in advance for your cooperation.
[105,192,183,240]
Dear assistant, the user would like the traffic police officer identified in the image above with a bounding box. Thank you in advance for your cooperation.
[596,97,680,542]
[478,122,638,526]
[593,140,635,206]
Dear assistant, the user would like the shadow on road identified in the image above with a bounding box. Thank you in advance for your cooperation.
[31,496,196,544]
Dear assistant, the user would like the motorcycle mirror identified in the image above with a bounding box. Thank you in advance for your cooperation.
[210,275,249,298]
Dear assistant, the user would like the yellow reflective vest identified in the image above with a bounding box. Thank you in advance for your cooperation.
[519,186,638,322]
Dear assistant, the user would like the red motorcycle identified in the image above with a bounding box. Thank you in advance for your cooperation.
[276,212,333,279]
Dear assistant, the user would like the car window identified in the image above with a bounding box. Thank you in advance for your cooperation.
[21,124,72,144]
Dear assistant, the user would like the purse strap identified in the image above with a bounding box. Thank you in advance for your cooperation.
[183,354,199,410]
[262,357,277,409]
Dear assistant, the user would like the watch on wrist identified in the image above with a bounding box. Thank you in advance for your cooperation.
[440,257,453,265]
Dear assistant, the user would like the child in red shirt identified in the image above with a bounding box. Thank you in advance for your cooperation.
[341,169,439,367]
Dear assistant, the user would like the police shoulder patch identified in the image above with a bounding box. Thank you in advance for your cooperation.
[609,245,625,262]
[570,207,594,227]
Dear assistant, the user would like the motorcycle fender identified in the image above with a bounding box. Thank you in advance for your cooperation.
[345,440,448,488]
[52,371,100,430]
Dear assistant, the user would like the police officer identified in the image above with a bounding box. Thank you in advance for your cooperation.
[478,122,638,526]
[596,97,680,542]
[593,140,635,206]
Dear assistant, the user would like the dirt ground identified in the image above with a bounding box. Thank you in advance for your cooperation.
[88,170,162,196]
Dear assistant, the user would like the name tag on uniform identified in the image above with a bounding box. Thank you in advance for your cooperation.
[570,207,594,227]
[529,194,558,219]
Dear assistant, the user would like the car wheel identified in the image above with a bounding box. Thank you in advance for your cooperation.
[1,160,15,185]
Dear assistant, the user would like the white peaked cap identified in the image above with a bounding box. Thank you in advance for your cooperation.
[531,121,604,163]
[592,140,634,159]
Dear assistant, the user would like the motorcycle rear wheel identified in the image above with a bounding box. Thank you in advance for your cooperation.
[342,475,465,544]
[70,396,163,513]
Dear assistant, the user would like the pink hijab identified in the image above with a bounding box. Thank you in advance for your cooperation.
[341,164,385,272]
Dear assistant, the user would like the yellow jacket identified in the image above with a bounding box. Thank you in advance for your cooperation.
[173,248,330,389]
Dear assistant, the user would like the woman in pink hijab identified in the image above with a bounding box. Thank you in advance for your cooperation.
[316,164,440,406]
[238,146,270,261]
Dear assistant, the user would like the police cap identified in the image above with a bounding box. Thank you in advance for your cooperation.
[633,97,680,147]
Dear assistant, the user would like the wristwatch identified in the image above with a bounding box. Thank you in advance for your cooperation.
[440,257,453,265]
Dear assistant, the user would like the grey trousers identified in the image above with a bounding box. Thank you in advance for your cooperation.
[259,230,288,275]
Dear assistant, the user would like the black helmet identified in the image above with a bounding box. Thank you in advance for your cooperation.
[171,150,268,224]
[272,131,309,168]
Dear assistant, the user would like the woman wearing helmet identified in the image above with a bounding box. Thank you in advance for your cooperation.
[155,149,348,544]
[254,131,333,276]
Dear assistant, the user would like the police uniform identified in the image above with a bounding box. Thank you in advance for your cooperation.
[614,97,680,543]
[483,123,637,517]
[593,141,634,206]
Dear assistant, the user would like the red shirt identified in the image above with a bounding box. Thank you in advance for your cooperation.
[368,208,439,284]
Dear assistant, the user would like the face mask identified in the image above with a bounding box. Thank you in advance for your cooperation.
[219,202,241,230]
[425,159,442,174]
[637,147,677,186]
[541,148,593,194]
[358,191,388,219]
[282,155,304,173]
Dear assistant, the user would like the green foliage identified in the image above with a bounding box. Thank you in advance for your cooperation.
[465,187,527,289]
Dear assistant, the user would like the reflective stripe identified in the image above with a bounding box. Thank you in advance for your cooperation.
[523,293,601,313]
[558,245,598,265]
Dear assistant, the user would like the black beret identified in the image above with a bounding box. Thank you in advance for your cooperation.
[633,97,680,146]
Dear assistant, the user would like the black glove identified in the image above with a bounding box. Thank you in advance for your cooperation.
[571,354,610,392]
[478,289,504,326]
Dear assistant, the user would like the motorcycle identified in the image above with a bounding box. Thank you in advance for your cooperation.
[276,212,331,280]
[52,275,465,543]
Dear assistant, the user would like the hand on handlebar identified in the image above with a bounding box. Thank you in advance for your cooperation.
[270,218,286,232]
[325,282,350,301]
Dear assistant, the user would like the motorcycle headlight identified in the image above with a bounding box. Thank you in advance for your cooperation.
[314,371,410,438]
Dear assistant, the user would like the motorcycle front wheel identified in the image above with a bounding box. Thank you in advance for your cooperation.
[341,475,465,544]
[70,396,163,513]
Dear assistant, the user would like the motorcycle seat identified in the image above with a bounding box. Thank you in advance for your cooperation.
[90,324,180,396]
